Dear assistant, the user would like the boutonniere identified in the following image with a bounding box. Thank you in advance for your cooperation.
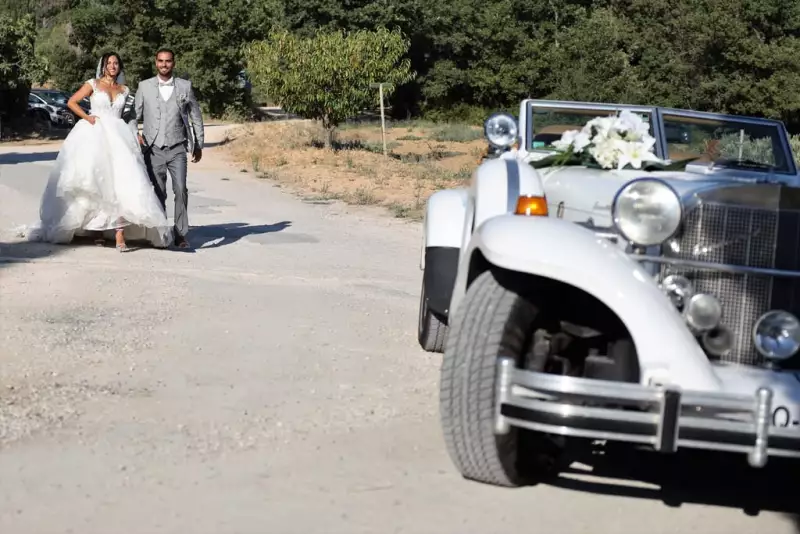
[177,93,188,105]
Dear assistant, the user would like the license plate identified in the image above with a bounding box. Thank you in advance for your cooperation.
[771,404,800,428]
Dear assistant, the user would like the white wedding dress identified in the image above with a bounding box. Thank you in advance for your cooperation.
[24,78,172,247]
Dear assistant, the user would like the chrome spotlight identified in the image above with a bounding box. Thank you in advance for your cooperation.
[683,293,722,332]
[661,274,693,309]
[753,310,800,361]
[702,325,734,358]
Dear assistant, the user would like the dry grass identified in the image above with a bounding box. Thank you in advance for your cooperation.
[222,119,486,220]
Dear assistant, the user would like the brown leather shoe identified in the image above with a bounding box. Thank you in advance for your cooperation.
[174,235,191,249]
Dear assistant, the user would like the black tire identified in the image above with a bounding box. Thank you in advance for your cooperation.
[439,268,558,487]
[418,280,448,353]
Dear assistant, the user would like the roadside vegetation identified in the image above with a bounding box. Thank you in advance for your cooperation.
[223,118,484,220]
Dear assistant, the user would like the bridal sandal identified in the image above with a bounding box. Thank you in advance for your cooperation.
[115,230,130,253]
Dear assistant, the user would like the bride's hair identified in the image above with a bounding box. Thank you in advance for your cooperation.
[98,52,124,81]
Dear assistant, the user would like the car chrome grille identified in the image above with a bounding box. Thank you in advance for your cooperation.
[661,201,779,366]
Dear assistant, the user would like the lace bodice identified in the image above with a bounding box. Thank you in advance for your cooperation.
[86,79,129,117]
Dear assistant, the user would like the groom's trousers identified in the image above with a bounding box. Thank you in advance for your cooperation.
[144,142,189,238]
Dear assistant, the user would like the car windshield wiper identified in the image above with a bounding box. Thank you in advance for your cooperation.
[712,158,776,170]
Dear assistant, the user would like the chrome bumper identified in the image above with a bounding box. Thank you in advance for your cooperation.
[494,357,800,467]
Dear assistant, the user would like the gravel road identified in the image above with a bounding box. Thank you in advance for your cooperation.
[0,126,797,533]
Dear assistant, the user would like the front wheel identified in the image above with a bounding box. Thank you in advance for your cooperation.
[439,268,561,487]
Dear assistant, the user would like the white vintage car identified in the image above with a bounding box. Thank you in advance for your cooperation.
[418,98,800,488]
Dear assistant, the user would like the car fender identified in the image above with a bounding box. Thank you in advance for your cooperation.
[472,158,547,230]
[422,188,469,256]
[421,188,470,318]
[450,214,723,392]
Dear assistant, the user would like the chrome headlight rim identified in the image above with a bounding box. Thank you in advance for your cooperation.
[484,112,518,149]
[611,177,683,247]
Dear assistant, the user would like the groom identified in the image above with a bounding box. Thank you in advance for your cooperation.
[129,47,205,249]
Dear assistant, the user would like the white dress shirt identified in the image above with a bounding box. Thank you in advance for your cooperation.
[158,76,174,101]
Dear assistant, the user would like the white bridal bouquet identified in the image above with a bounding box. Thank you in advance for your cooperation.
[550,110,667,171]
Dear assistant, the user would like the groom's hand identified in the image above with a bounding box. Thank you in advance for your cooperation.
[137,134,145,146]
[192,148,202,163]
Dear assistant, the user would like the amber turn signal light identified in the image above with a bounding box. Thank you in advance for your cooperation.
[515,195,548,216]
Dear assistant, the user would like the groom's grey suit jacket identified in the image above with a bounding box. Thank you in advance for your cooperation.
[127,76,204,155]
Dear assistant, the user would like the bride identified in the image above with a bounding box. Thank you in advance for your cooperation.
[24,52,172,251]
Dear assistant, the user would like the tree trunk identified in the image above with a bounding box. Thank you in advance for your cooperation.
[325,126,335,150]
[321,113,336,150]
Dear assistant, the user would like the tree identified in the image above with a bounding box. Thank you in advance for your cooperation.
[244,27,416,147]
[160,0,285,118]
[62,0,283,118]
[0,13,47,123]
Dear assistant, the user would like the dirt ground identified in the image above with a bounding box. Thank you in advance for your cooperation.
[221,119,487,220]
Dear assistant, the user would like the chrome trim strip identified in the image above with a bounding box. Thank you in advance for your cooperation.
[629,255,800,278]
[495,357,513,435]
[502,416,659,447]
[594,232,619,243]
[504,160,520,213]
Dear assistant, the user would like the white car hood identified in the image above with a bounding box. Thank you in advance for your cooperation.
[533,163,770,228]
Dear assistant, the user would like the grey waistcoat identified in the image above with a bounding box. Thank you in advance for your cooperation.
[154,89,187,148]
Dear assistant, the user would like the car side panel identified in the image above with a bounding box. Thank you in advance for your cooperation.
[449,214,722,392]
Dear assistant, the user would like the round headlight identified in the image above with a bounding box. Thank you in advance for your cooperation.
[753,311,800,361]
[612,178,682,246]
[484,113,518,148]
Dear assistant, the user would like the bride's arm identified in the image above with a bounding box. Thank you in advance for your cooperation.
[68,83,94,124]
[131,84,145,144]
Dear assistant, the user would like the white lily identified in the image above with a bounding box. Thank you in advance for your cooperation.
[615,110,651,142]
[552,129,593,154]
[571,130,592,152]
[589,138,621,169]
[615,136,661,170]
[552,129,579,152]
[547,112,666,170]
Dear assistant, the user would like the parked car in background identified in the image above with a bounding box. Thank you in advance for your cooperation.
[28,89,90,128]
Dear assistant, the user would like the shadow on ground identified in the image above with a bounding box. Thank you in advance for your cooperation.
[0,152,59,165]
[186,221,292,249]
[0,238,68,269]
[538,442,799,522]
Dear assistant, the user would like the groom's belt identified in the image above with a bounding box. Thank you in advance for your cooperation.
[152,141,186,150]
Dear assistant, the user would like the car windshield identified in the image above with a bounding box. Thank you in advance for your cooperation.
[34,91,67,105]
[661,112,792,174]
[529,106,653,151]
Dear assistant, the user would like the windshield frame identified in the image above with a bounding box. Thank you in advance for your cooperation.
[520,99,799,179]
[655,106,798,177]
[521,99,663,158]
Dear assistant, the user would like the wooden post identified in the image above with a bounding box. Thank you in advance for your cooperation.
[379,83,387,157]
[371,82,389,157]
